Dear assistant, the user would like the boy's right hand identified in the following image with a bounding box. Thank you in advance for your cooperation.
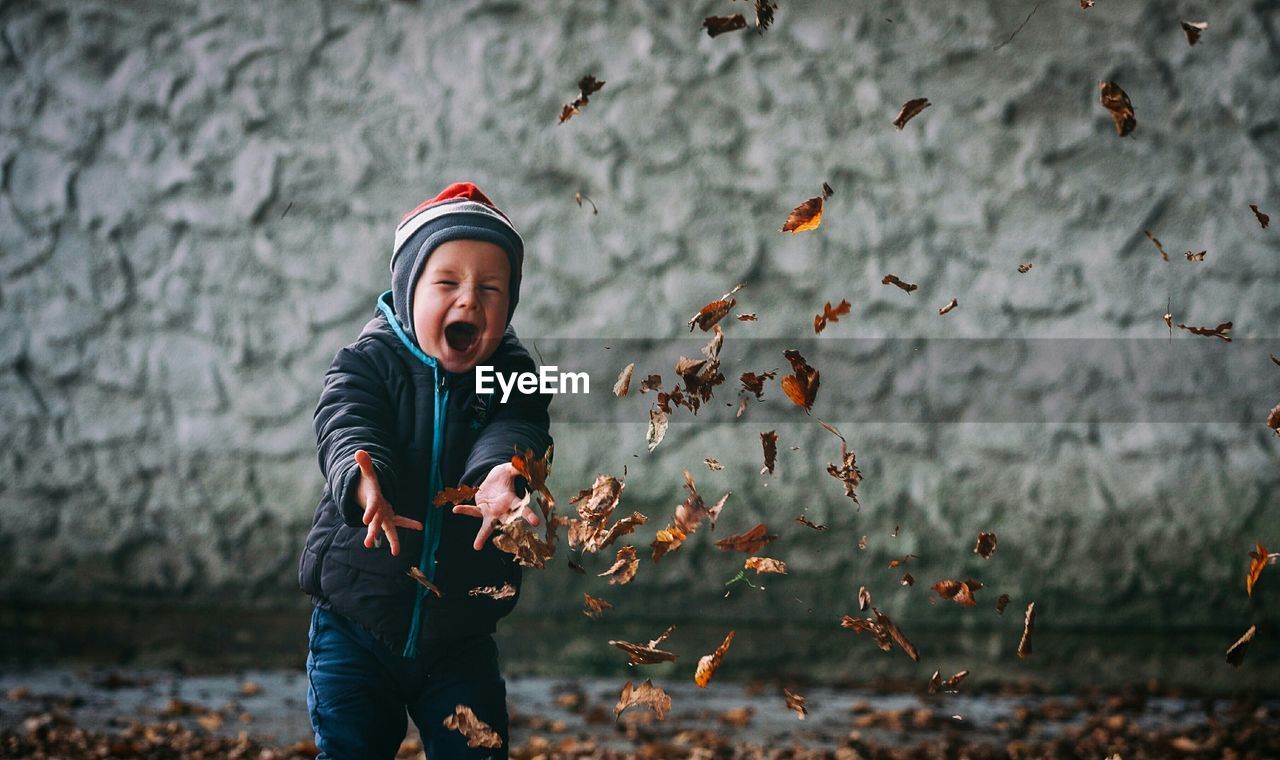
[354,450,423,556]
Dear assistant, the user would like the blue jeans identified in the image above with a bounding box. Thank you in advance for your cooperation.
[306,606,509,759]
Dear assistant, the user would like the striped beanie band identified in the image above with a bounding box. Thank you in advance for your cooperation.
[389,182,525,341]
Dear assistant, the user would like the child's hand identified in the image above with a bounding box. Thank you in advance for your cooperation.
[354,450,423,556]
[452,463,542,551]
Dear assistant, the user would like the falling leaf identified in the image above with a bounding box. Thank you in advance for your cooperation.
[559,75,606,124]
[647,407,668,452]
[783,688,807,719]
[1017,263,1033,273]
[1272,354,1280,367]
[574,191,598,214]
[996,593,1011,614]
[511,446,554,508]
[892,525,901,537]
[858,535,868,550]
[598,544,640,585]
[782,195,824,233]
[1145,230,1170,262]
[736,0,779,33]
[974,532,997,559]
[814,299,852,334]
[760,430,778,475]
[674,469,730,533]
[1176,321,1232,342]
[892,98,931,129]
[639,373,663,393]
[887,554,917,569]
[610,626,678,665]
[651,526,688,563]
[876,608,920,661]
[407,567,443,598]
[1017,602,1036,658]
[716,523,778,554]
[695,631,736,687]
[567,475,646,554]
[433,485,477,508]
[704,458,723,471]
[615,679,671,720]
[780,349,820,413]
[1080,0,1094,7]
[740,370,777,400]
[901,573,915,587]
[1250,204,1271,229]
[689,283,745,332]
[613,363,634,397]
[703,14,747,37]
[737,312,757,321]
[1268,403,1280,436]
[928,670,942,694]
[443,704,503,749]
[583,592,613,620]
[858,586,872,611]
[796,515,828,531]
[1226,625,1256,668]
[492,518,557,569]
[932,578,984,606]
[1099,81,1136,137]
[929,669,969,694]
[1181,20,1208,46]
[881,274,918,293]
[937,297,958,315]
[841,608,919,661]
[1184,250,1207,262]
[745,556,788,574]
[1247,542,1268,596]
[468,583,517,600]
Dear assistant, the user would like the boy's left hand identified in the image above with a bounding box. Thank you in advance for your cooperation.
[452,463,542,551]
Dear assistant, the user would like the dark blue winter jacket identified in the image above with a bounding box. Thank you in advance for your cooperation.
[298,291,552,658]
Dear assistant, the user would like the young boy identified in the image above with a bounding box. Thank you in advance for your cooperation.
[298,182,552,759]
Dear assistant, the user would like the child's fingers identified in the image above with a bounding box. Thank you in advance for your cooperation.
[391,515,424,531]
[384,521,400,556]
[354,450,379,487]
[452,504,483,518]
[520,504,541,527]
[364,515,380,549]
[472,517,495,551]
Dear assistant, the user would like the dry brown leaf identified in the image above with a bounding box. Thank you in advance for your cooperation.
[901,573,915,587]
[996,593,1011,615]
[1176,321,1232,342]
[795,514,828,531]
[782,196,824,233]
[639,373,663,392]
[703,13,747,37]
[893,98,931,129]
[887,554,917,568]
[674,469,730,533]
[1145,230,1170,262]
[1247,542,1268,596]
[740,370,777,400]
[407,567,443,598]
[695,631,736,688]
[615,679,671,720]
[1017,263,1033,273]
[858,586,871,611]
[760,430,778,475]
[928,670,942,694]
[492,517,557,569]
[511,446,554,509]
[613,363,634,397]
[647,407,668,452]
[1099,80,1136,137]
[858,535,868,550]
[931,578,984,606]
[1181,20,1207,46]
[780,349,820,413]
[938,297,958,315]
[738,0,778,33]
[715,523,777,554]
[1017,602,1036,658]
[1268,403,1280,436]
[433,485,477,508]
[610,627,678,665]
[745,556,787,575]
[737,312,757,322]
[583,592,613,620]
[559,75,605,124]
[468,583,516,600]
[814,299,851,334]
[783,688,807,719]
[1226,625,1256,668]
[689,284,744,332]
[567,475,646,554]
[443,704,503,749]
[1184,250,1207,261]
[974,532,997,559]
[1080,0,1094,7]
[876,608,919,661]
[704,458,723,470]
[598,544,640,585]
[650,526,687,563]
[881,274,918,293]
[931,670,969,693]
[1250,203,1271,229]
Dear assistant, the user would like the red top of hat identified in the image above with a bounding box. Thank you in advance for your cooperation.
[398,182,506,226]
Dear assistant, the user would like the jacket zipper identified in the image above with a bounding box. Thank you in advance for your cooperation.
[402,368,449,658]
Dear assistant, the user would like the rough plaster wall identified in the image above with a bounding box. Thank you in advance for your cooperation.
[0,0,1278,634]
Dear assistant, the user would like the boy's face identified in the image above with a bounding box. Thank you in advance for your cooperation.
[412,239,510,374]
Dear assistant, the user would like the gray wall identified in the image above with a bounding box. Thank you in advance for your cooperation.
[1,0,1278,640]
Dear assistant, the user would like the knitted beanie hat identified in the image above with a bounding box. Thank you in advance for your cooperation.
[389,182,525,344]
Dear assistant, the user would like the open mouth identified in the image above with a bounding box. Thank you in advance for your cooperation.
[443,322,479,353]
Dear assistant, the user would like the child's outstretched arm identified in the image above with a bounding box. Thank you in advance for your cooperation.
[314,345,422,553]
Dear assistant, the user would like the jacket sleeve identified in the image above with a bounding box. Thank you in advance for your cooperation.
[459,334,553,490]
[314,344,402,528]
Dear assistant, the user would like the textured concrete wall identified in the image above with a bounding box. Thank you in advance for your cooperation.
[1,0,1278,641]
